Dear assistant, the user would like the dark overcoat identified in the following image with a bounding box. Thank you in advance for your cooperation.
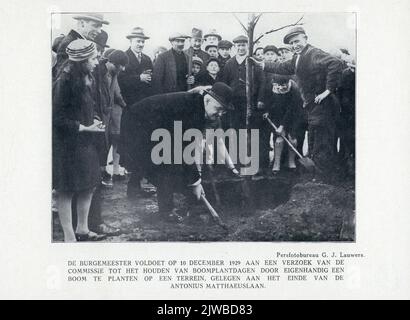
[117,48,154,105]
[120,92,205,187]
[152,49,190,94]
[265,83,306,137]
[52,67,101,192]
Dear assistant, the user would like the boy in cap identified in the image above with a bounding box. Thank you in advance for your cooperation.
[263,75,306,174]
[251,27,343,181]
[205,44,219,59]
[253,47,265,62]
[191,56,203,76]
[196,57,221,86]
[277,46,294,62]
[264,45,280,63]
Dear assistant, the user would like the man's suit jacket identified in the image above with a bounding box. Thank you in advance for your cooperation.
[152,49,190,94]
[121,91,205,186]
[117,48,154,105]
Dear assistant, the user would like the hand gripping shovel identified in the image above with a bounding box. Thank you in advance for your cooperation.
[200,194,228,230]
[265,116,317,172]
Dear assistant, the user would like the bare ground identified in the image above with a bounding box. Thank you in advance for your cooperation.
[52,169,355,242]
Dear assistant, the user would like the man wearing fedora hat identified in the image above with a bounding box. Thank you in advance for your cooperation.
[118,27,154,106]
[121,83,235,222]
[184,28,210,69]
[55,13,109,69]
[152,32,192,94]
[117,27,155,199]
[251,26,343,180]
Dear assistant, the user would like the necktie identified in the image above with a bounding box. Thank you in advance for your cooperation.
[137,53,141,63]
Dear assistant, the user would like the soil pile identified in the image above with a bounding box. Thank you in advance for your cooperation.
[230,181,355,241]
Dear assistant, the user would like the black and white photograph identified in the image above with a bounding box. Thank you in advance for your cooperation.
[1,0,410,302]
[51,12,356,243]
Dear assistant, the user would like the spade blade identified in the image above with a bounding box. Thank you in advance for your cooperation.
[298,157,316,172]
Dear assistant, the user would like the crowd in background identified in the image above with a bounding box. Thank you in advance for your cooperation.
[51,13,355,242]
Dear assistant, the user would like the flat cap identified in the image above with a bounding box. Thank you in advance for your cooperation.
[271,74,291,85]
[232,35,248,43]
[218,40,233,49]
[205,44,218,51]
[283,27,306,44]
[169,32,190,42]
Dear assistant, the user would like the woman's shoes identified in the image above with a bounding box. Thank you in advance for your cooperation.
[75,231,107,242]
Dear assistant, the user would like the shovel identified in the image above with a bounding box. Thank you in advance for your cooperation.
[200,194,228,230]
[265,116,317,172]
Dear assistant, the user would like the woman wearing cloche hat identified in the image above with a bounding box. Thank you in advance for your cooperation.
[53,39,107,242]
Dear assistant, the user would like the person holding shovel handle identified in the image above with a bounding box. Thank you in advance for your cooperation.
[250,27,343,181]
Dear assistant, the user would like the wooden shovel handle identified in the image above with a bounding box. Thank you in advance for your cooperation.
[200,194,220,219]
[265,116,304,160]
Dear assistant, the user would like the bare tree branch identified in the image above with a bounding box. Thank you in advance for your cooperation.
[253,15,304,44]
[253,13,263,25]
[233,13,248,33]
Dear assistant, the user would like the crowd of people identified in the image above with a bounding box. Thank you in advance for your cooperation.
[52,13,356,242]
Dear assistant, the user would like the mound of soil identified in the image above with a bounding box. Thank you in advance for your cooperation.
[53,173,355,242]
[230,181,355,241]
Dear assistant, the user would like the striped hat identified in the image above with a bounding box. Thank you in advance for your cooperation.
[66,39,97,62]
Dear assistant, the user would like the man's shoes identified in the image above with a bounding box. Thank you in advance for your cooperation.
[75,231,107,242]
[92,223,122,236]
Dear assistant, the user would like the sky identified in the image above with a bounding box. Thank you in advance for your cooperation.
[52,12,356,59]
